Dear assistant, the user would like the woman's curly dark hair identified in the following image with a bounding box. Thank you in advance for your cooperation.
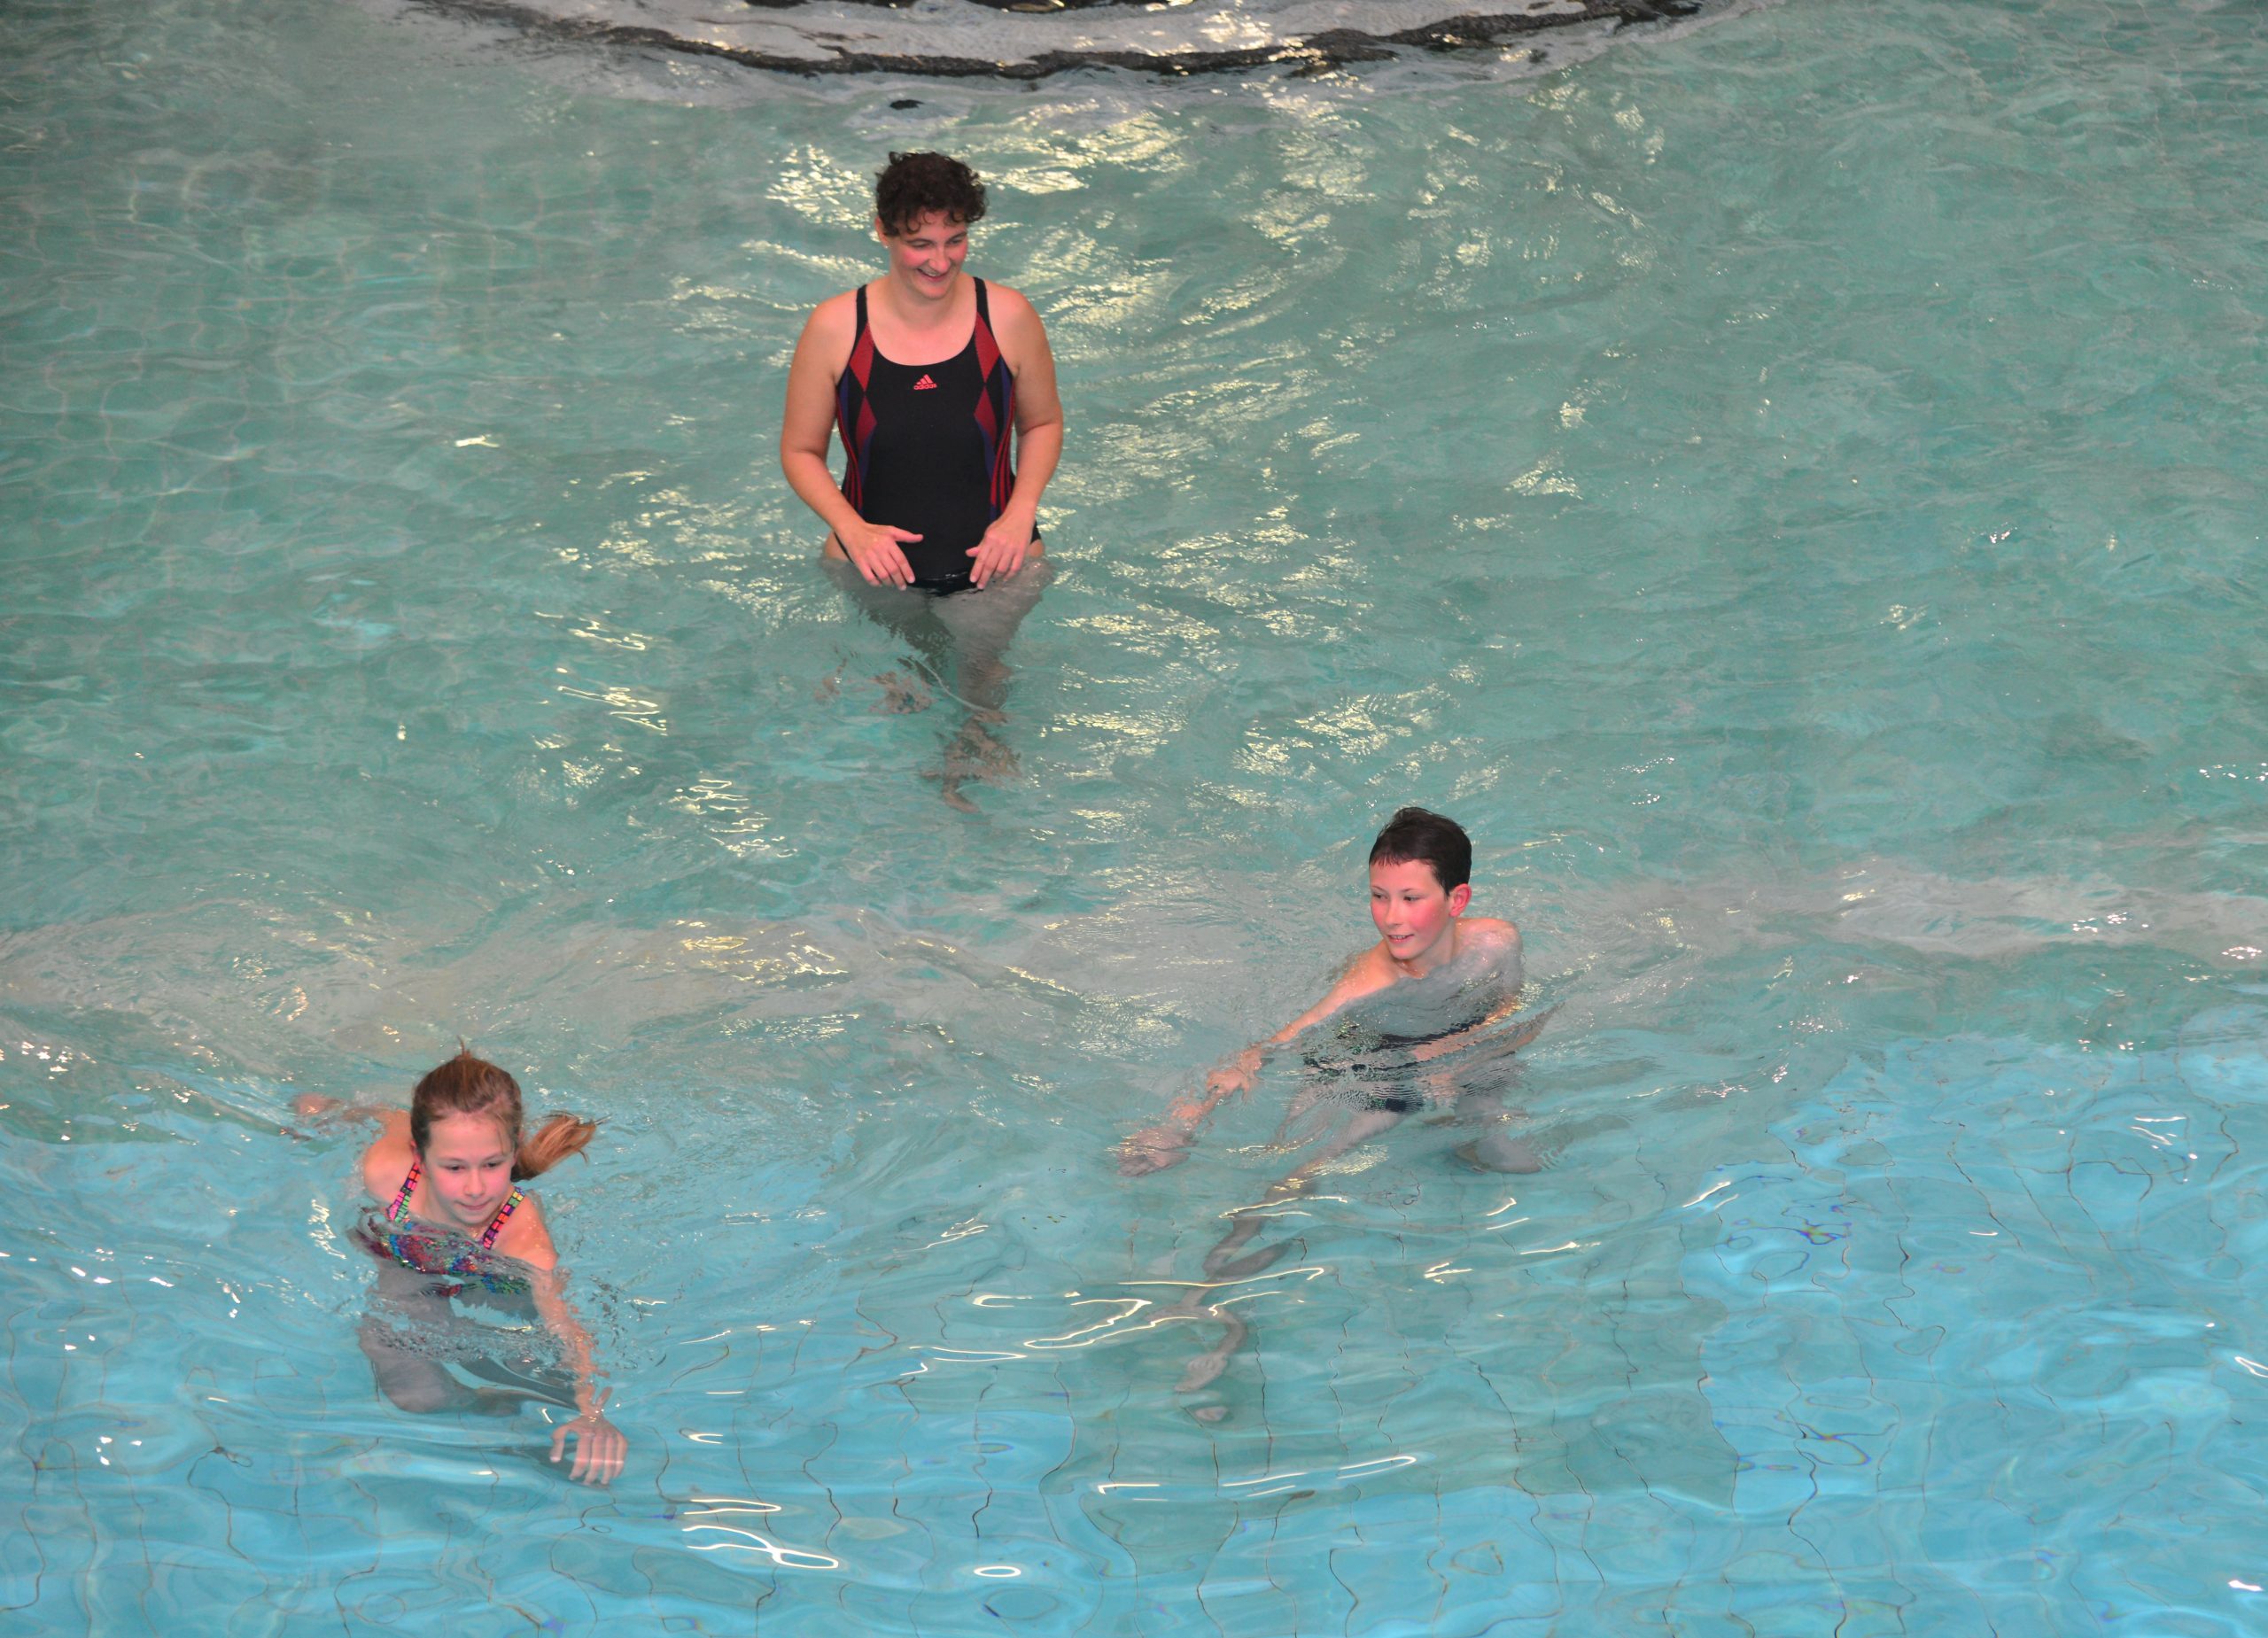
[874,151,987,237]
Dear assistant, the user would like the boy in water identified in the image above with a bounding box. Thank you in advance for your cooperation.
[1116,807,1542,1409]
[1121,805,1542,1183]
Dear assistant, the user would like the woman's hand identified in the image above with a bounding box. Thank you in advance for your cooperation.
[966,510,1035,589]
[552,1391,628,1486]
[839,522,923,588]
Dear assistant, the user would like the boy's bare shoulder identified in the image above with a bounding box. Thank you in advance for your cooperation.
[1315,939,1396,1002]
[1338,942,1402,998]
[1458,918,1523,975]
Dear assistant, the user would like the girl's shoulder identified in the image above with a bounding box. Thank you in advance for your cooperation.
[490,1187,558,1271]
[359,1112,415,1201]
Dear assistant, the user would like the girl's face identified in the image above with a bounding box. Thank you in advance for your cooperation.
[418,1111,515,1232]
[876,210,969,303]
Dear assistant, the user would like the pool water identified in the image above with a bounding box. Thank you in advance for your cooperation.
[5,0,2268,1631]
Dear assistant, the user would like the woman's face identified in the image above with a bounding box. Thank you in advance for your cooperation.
[418,1111,515,1232]
[877,210,969,302]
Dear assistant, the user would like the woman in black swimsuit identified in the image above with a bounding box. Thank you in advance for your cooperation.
[780,152,1064,807]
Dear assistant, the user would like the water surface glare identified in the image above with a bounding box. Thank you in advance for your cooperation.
[5,0,2268,1632]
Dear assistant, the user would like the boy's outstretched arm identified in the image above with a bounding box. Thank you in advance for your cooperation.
[1118,958,1375,1177]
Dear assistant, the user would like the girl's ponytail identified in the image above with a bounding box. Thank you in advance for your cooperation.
[517,1111,601,1180]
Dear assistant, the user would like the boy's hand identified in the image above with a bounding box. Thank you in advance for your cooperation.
[1118,1123,1192,1176]
[1204,1062,1256,1101]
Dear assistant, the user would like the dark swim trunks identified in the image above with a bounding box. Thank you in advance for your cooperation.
[1304,1029,1440,1116]
[833,276,1018,593]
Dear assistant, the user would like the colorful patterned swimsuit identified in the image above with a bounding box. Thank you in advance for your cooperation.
[833,276,1019,593]
[361,1159,529,1297]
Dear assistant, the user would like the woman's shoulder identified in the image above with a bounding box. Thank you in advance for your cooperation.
[981,280,1043,328]
[794,288,864,363]
[805,287,863,335]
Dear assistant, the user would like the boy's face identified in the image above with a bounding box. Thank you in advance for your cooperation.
[1370,858,1472,969]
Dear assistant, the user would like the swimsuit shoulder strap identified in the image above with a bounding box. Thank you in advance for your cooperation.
[480,1186,526,1250]
[973,276,992,333]
[386,1159,420,1223]
[854,283,869,338]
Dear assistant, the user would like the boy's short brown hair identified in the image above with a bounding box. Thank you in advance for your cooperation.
[1369,807,1472,892]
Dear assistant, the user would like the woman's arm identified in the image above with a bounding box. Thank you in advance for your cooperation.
[504,1199,628,1486]
[780,294,922,587]
[967,286,1063,589]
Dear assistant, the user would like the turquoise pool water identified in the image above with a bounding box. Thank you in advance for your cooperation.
[6,0,2268,1631]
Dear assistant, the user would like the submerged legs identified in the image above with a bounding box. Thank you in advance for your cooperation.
[1165,1102,1409,1417]
[828,558,1052,810]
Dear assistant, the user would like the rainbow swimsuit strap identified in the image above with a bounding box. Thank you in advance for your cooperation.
[480,1187,524,1249]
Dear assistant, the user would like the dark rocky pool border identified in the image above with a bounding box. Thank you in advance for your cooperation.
[407,0,1705,80]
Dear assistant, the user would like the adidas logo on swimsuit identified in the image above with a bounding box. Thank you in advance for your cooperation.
[913,373,937,391]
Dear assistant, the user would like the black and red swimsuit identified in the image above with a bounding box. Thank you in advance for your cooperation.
[834,276,1018,593]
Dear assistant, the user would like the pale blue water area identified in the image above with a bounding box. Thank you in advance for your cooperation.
[4,0,2268,1630]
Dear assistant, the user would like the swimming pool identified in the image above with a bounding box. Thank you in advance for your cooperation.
[5,0,2268,1630]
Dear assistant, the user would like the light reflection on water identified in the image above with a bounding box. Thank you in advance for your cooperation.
[6,0,2268,1630]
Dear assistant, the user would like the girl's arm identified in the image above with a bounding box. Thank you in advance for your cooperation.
[502,1199,628,1486]
[296,1098,412,1199]
[292,1093,395,1126]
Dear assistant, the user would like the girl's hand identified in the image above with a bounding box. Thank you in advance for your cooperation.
[552,1390,627,1486]
[966,512,1035,589]
[1118,1122,1192,1177]
[840,522,922,588]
